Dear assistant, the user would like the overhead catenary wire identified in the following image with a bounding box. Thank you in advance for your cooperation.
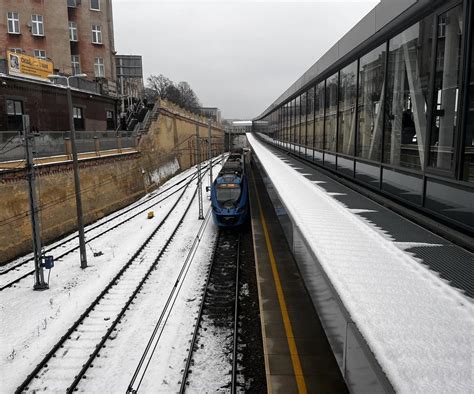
[0,135,18,153]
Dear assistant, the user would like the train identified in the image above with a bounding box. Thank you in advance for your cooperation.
[210,150,249,228]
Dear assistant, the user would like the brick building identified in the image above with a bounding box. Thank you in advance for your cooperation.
[0,0,119,136]
[0,0,116,82]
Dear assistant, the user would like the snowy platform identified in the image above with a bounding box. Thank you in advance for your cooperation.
[247,133,473,393]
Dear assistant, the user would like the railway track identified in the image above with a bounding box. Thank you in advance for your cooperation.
[179,229,241,393]
[126,209,213,393]
[0,160,219,291]
[15,172,203,393]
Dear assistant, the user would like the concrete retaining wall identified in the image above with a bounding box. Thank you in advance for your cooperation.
[0,99,224,265]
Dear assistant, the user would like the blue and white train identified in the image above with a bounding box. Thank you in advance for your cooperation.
[210,151,249,228]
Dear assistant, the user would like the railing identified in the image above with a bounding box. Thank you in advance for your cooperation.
[0,131,137,163]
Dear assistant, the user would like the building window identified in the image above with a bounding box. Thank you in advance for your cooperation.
[73,107,84,130]
[314,81,325,152]
[69,21,78,42]
[6,99,23,131]
[7,12,20,34]
[384,16,433,171]
[31,14,44,36]
[9,48,23,53]
[92,25,102,44]
[429,5,463,172]
[463,9,474,182]
[91,0,101,11]
[106,110,115,130]
[34,50,46,59]
[71,55,81,75]
[357,43,386,162]
[438,15,446,38]
[94,57,105,78]
[325,72,338,152]
[306,86,315,150]
[338,61,357,156]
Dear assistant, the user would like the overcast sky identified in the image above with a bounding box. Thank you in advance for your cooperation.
[113,0,379,119]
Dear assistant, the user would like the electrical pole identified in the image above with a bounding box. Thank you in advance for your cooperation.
[196,124,204,220]
[208,118,213,188]
[67,85,88,269]
[24,115,48,290]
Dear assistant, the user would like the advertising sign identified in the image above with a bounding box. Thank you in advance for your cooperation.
[7,51,53,80]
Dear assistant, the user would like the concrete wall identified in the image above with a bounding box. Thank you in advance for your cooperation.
[0,153,143,264]
[139,99,224,179]
[0,99,224,264]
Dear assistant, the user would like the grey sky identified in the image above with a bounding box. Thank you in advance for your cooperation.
[113,0,379,119]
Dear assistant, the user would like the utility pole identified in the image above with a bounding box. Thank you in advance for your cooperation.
[24,115,48,290]
[208,118,213,188]
[196,124,204,220]
[66,84,88,269]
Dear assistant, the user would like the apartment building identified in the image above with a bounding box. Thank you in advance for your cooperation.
[0,0,116,81]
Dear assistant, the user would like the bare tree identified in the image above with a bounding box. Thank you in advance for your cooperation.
[164,84,183,107]
[147,74,172,98]
[146,74,201,113]
[177,81,200,111]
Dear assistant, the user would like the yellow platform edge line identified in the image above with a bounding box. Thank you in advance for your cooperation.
[251,173,308,394]
[249,196,273,394]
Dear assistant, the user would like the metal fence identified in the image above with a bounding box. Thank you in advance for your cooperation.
[0,131,137,162]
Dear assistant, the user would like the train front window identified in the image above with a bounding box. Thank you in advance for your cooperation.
[216,185,241,203]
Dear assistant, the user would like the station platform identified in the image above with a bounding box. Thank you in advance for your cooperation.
[249,162,347,393]
[247,133,473,393]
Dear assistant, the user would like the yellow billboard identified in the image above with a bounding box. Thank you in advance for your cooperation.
[7,51,53,80]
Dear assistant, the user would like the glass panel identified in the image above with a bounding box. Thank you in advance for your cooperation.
[6,100,15,115]
[315,81,325,150]
[325,72,338,152]
[216,187,241,204]
[307,87,315,149]
[358,43,386,161]
[382,167,423,205]
[293,98,297,146]
[338,61,357,155]
[425,178,474,229]
[301,93,307,147]
[384,16,433,171]
[296,95,301,146]
[355,160,380,188]
[14,101,22,115]
[429,5,463,171]
[337,156,354,177]
[289,102,292,145]
[463,8,474,182]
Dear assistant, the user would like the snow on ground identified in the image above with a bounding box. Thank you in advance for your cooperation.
[80,208,219,392]
[248,133,473,393]
[0,159,222,393]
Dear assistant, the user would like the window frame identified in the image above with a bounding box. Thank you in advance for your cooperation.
[94,57,105,78]
[7,11,20,34]
[6,99,24,131]
[34,49,46,59]
[31,14,44,36]
[69,21,78,42]
[71,55,81,75]
[91,25,102,44]
[90,0,101,11]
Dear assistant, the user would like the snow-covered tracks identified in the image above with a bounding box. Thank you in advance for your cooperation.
[0,161,216,291]
[180,229,242,393]
[15,176,200,393]
[126,209,214,393]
